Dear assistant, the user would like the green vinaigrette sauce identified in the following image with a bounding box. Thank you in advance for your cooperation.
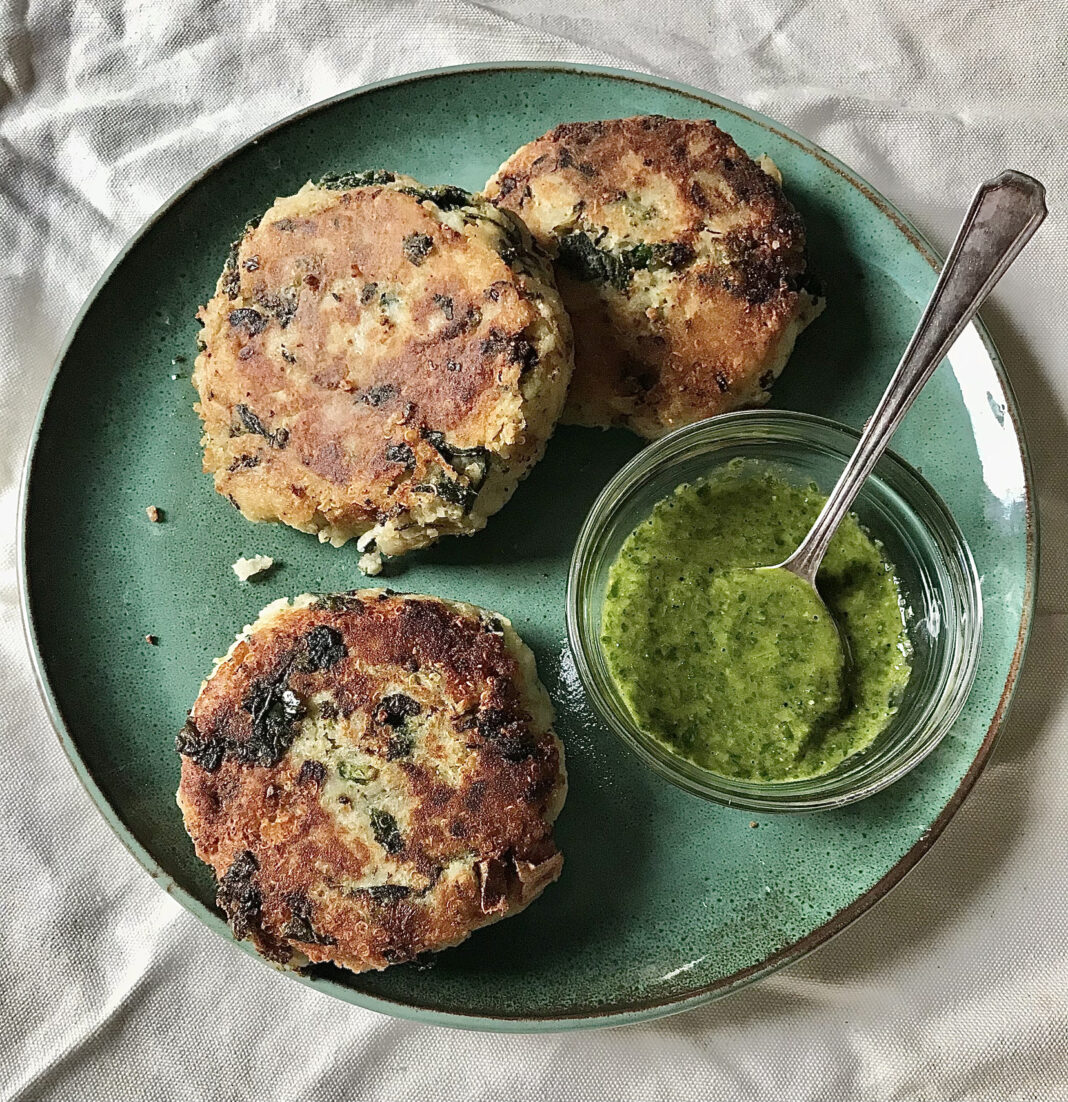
[601,463,912,782]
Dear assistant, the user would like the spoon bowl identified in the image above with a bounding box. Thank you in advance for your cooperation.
[752,562,855,682]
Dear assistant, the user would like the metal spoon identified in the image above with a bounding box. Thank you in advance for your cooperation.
[766,171,1046,628]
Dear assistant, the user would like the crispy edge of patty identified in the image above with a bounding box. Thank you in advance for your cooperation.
[193,173,573,552]
[484,116,824,437]
[175,590,566,972]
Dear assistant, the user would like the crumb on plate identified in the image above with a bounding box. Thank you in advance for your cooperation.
[358,550,383,576]
[232,554,274,582]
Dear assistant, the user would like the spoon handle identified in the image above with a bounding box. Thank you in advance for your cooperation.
[784,170,1047,583]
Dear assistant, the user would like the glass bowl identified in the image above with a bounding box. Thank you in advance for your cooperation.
[566,411,983,811]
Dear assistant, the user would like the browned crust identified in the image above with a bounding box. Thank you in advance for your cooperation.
[193,183,563,547]
[486,116,820,437]
[176,592,564,972]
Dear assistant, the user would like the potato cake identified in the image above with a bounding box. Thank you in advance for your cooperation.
[485,116,823,438]
[194,172,573,556]
[176,591,566,972]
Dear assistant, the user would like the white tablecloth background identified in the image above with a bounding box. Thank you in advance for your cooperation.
[2,2,1066,1098]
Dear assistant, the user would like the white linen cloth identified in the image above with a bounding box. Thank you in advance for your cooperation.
[2,2,1066,1098]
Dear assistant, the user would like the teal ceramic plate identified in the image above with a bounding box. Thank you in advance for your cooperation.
[19,64,1035,1031]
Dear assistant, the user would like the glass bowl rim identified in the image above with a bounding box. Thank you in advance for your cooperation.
[565,409,984,812]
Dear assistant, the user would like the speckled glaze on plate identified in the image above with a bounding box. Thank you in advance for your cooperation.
[19,64,1035,1031]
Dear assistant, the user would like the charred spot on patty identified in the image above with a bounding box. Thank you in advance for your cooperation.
[298,758,326,786]
[221,217,261,299]
[719,221,805,304]
[358,884,413,904]
[175,717,224,772]
[402,233,434,266]
[479,328,539,374]
[439,305,482,340]
[396,183,472,211]
[317,169,397,190]
[227,453,261,472]
[228,307,269,335]
[234,403,289,448]
[369,808,404,854]
[557,233,693,291]
[372,693,422,760]
[385,442,416,469]
[357,382,399,407]
[254,288,298,328]
[476,706,535,761]
[283,891,337,945]
[300,625,347,672]
[217,851,262,940]
[373,693,422,728]
[386,731,414,760]
[240,679,306,768]
[314,593,367,613]
[419,429,491,489]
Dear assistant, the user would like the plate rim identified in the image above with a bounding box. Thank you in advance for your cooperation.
[16,60,1039,1032]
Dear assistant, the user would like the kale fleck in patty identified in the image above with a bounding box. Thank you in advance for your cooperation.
[193,172,573,558]
[484,116,824,439]
[176,590,566,973]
